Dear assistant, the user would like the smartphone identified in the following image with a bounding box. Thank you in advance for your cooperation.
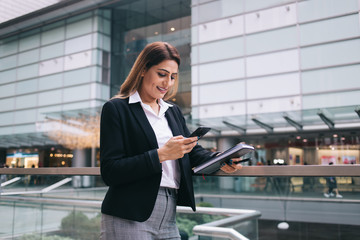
[189,127,211,140]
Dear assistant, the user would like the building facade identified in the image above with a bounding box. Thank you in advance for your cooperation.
[191,0,360,166]
[0,0,359,169]
[0,0,192,168]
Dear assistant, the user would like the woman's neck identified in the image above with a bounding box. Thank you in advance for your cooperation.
[141,97,160,115]
[148,101,160,115]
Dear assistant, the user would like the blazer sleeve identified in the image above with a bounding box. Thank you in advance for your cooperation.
[100,100,162,186]
[171,105,214,168]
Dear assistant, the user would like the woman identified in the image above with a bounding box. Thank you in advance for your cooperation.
[100,41,242,239]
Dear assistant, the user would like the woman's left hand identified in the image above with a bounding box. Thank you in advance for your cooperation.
[220,158,243,173]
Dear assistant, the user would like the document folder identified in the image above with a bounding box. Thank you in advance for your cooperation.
[193,143,255,174]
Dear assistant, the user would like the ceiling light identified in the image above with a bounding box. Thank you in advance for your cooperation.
[170,27,175,31]
[278,221,289,230]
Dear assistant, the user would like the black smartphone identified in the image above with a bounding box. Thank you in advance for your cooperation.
[189,127,211,140]
[228,155,252,164]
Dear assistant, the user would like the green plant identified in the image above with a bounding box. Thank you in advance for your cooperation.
[19,233,74,240]
[60,211,101,240]
[176,202,224,237]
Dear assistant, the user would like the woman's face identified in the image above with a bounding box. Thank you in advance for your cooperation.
[139,60,178,104]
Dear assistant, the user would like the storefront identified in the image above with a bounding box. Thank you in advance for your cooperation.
[6,152,39,168]
[48,150,73,167]
[5,147,76,168]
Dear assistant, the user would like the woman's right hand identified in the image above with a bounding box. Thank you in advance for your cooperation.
[158,136,198,163]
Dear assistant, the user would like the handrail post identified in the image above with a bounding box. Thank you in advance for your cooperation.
[177,206,261,240]
[193,225,250,240]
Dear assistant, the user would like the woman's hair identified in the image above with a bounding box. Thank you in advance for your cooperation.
[114,41,181,100]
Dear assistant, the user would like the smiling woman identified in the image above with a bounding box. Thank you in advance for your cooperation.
[115,42,180,102]
[138,60,178,114]
[99,41,243,240]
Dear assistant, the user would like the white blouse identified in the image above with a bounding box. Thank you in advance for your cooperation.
[129,91,180,189]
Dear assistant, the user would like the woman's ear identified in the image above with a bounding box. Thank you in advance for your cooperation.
[141,68,147,77]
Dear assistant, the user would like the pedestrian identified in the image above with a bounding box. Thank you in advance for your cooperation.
[99,41,243,239]
[324,162,343,198]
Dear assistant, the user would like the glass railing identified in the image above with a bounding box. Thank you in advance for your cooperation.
[193,176,360,200]
[0,183,260,240]
[0,174,106,199]
[1,165,360,240]
[0,194,101,240]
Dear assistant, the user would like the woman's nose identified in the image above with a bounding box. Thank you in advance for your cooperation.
[165,77,173,86]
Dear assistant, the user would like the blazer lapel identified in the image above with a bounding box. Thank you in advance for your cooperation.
[129,102,158,149]
[165,106,189,173]
[165,107,182,137]
[128,101,183,150]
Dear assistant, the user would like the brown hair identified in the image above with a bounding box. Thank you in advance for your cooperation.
[113,41,181,100]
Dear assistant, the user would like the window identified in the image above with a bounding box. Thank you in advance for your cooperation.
[102,51,110,85]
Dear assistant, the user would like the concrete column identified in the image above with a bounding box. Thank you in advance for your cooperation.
[217,138,237,191]
[91,147,96,167]
[0,149,6,166]
[38,150,45,168]
[72,149,91,167]
[72,148,92,188]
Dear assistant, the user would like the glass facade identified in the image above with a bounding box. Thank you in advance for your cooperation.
[192,0,360,117]
[191,0,360,166]
[109,0,192,112]
[0,0,192,167]
[0,10,112,167]
[0,10,110,136]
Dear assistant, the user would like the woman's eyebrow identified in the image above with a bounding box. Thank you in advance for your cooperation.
[157,68,178,74]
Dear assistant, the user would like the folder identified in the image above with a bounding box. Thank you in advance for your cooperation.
[193,143,255,174]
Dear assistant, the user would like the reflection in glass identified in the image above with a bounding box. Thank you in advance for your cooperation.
[110,0,191,111]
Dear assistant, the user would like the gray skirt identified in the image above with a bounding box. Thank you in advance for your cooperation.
[100,187,181,240]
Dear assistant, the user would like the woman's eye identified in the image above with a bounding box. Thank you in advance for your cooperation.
[158,73,166,77]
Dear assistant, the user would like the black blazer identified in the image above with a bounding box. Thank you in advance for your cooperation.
[100,97,213,222]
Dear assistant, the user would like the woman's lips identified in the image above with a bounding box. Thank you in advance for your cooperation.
[157,86,167,94]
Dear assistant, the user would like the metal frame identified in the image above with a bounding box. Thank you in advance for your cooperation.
[179,206,261,240]
[251,118,274,133]
[1,165,359,176]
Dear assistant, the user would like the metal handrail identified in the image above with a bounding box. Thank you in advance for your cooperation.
[178,206,261,240]
[193,225,250,240]
[0,165,360,176]
[0,167,100,176]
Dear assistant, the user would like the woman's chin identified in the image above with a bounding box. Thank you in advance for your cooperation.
[156,92,167,99]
